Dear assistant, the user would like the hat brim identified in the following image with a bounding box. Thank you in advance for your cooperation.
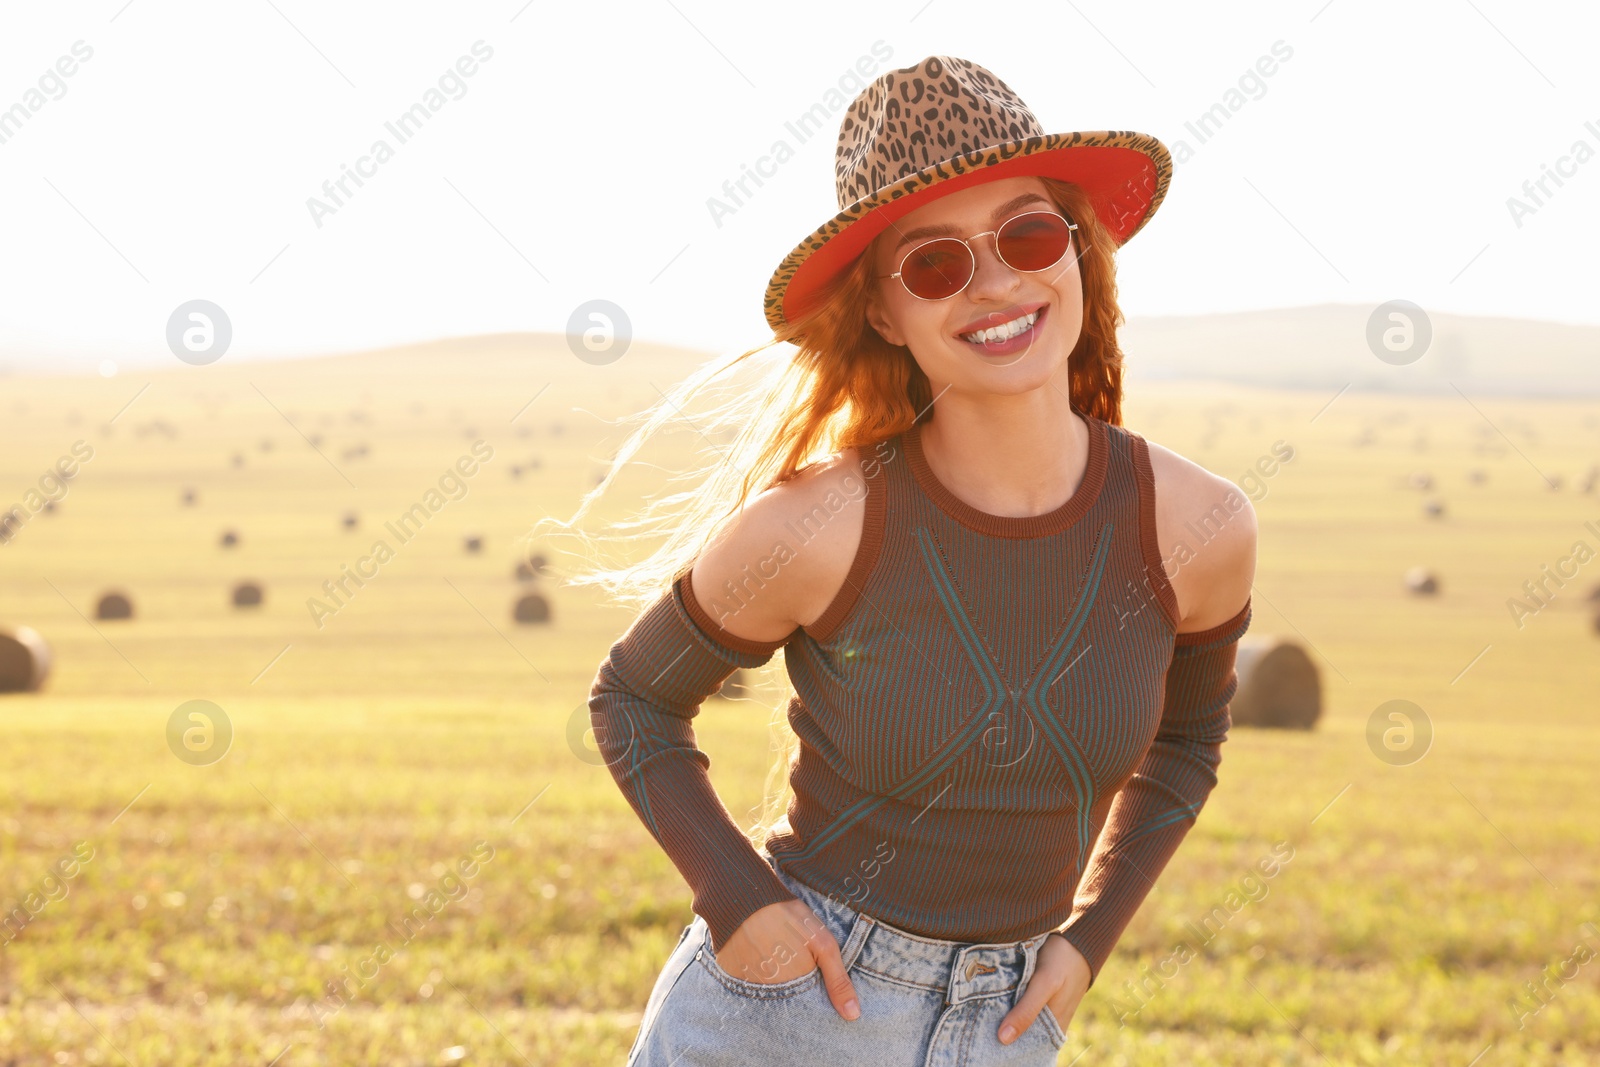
[763,131,1172,333]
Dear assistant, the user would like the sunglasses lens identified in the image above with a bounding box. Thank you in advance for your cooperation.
[899,239,973,300]
[996,212,1072,271]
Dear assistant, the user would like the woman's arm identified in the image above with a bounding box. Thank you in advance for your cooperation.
[586,450,867,952]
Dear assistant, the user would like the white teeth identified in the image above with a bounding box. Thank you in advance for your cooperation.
[961,310,1038,344]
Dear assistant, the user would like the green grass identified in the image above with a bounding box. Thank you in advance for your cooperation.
[1,341,1598,1064]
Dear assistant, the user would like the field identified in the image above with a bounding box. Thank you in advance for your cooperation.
[2,335,1598,1065]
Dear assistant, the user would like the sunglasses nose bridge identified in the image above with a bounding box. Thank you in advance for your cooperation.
[964,228,1020,290]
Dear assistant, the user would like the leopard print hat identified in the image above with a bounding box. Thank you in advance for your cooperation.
[763,54,1172,333]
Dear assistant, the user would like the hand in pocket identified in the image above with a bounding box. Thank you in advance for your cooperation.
[712,899,862,1020]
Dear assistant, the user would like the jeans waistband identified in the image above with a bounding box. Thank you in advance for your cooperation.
[763,853,1051,1008]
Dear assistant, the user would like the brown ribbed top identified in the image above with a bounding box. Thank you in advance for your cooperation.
[589,413,1251,989]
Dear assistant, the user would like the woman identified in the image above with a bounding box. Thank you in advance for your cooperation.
[576,55,1257,1064]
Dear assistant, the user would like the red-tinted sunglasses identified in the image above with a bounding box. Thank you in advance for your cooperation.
[877,210,1080,301]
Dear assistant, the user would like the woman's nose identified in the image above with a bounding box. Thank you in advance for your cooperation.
[965,234,1020,297]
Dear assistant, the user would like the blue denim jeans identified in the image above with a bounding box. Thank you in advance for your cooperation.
[625,852,1067,1065]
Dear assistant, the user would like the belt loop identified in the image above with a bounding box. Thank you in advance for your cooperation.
[837,911,875,971]
[1016,933,1045,1001]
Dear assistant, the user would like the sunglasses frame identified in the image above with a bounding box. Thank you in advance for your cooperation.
[877,209,1081,302]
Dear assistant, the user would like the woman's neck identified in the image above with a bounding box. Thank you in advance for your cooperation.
[915,400,1090,519]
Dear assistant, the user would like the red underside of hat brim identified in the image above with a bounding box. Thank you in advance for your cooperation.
[779,144,1161,329]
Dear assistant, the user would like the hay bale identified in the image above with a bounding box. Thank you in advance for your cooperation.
[1404,567,1439,595]
[514,560,536,581]
[181,488,198,506]
[718,668,753,700]
[1423,498,1445,518]
[1230,637,1321,729]
[1466,469,1487,486]
[232,582,264,608]
[341,511,359,530]
[464,535,483,554]
[219,529,239,548]
[0,626,52,693]
[513,593,550,624]
[509,465,523,480]
[95,591,134,620]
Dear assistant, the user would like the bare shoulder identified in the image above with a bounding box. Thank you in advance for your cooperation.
[685,447,869,644]
[1142,436,1258,633]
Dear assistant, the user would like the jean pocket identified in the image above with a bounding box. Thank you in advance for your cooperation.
[695,923,824,999]
[1037,1002,1067,1049]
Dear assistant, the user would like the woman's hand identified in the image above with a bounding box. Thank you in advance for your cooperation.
[709,899,862,1021]
[997,933,1091,1045]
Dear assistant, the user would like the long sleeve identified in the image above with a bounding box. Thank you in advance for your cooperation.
[588,570,801,953]
[1055,597,1252,988]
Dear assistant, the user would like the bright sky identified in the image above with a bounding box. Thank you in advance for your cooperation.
[0,0,1595,373]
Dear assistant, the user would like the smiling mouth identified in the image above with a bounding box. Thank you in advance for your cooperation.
[957,305,1047,353]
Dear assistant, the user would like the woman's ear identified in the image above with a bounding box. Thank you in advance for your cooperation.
[865,291,904,347]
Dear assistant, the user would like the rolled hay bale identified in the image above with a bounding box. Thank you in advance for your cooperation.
[0,626,52,693]
[513,592,551,624]
[1404,566,1439,596]
[341,511,359,530]
[514,554,549,581]
[231,582,264,608]
[95,591,134,620]
[42,501,57,514]
[464,535,484,554]
[1466,469,1487,486]
[219,529,239,548]
[1423,498,1446,518]
[717,668,753,700]
[181,487,198,506]
[1231,637,1321,730]
[509,465,523,480]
